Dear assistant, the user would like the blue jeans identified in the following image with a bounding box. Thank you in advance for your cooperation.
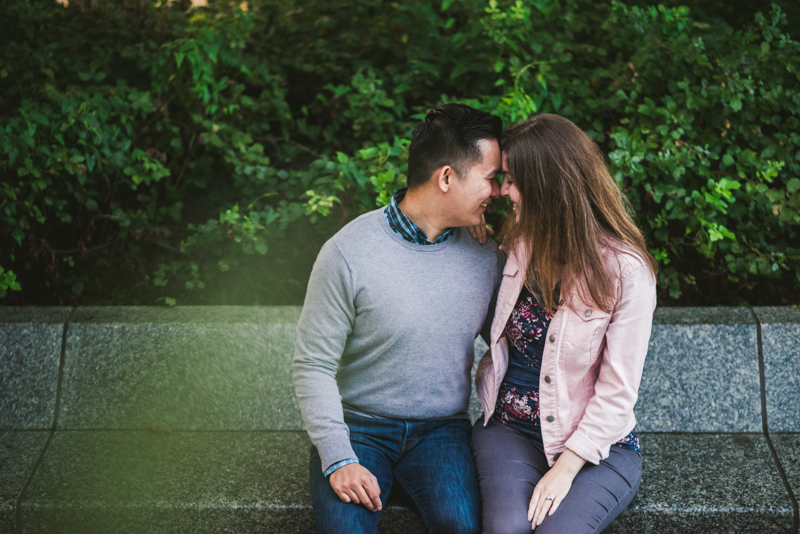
[309,411,481,534]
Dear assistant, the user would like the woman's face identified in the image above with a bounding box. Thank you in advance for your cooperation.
[499,153,522,221]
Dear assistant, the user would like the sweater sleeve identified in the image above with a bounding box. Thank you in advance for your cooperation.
[564,264,656,465]
[292,238,358,474]
[480,244,507,345]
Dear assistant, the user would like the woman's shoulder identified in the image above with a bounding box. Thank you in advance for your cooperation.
[502,239,527,262]
[501,239,530,274]
[600,240,654,282]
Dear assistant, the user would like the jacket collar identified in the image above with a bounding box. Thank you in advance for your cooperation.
[490,242,528,344]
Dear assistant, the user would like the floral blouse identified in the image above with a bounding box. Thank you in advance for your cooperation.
[491,286,640,452]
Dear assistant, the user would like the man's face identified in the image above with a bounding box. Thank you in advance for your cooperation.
[447,139,502,227]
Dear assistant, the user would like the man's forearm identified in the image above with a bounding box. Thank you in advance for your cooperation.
[293,349,358,473]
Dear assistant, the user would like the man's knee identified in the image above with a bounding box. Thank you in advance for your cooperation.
[311,481,383,534]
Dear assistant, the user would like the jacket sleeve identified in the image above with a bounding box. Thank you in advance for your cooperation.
[292,239,358,474]
[564,263,656,465]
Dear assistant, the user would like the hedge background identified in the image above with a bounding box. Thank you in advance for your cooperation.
[1,0,799,307]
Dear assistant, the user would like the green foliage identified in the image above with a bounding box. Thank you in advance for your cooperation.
[477,0,799,301]
[1,0,798,305]
[605,3,800,298]
[0,265,22,298]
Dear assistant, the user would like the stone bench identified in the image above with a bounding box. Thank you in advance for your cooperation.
[1,306,797,533]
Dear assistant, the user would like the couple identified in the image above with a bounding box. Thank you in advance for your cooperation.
[293,104,657,534]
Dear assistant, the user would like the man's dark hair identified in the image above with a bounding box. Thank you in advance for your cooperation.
[406,103,503,189]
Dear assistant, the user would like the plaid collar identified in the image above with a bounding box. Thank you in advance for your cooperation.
[384,188,454,245]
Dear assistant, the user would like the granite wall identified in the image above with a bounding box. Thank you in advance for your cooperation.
[0,306,797,534]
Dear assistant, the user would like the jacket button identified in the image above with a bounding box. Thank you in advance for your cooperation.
[544,375,551,383]
[546,415,555,422]
[584,309,592,317]
[549,334,555,343]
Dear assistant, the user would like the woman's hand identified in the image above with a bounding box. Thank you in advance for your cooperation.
[467,214,494,244]
[528,449,586,529]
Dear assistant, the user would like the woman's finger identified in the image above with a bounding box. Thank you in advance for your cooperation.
[534,495,552,528]
[533,489,552,527]
[536,499,553,527]
[486,225,495,235]
[477,215,487,243]
[527,489,540,522]
[468,226,476,239]
[548,493,564,516]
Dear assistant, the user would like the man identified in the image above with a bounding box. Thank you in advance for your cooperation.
[293,103,505,533]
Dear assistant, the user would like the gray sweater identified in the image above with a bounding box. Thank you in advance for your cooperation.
[292,208,505,473]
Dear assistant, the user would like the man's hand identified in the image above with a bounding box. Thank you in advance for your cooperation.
[329,463,383,512]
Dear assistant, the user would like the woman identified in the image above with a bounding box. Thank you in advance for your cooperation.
[472,114,658,533]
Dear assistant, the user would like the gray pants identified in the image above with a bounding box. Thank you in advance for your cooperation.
[472,418,642,534]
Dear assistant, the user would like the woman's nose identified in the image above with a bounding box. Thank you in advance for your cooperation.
[500,179,509,197]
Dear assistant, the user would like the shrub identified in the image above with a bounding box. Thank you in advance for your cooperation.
[1,0,798,306]
[471,0,800,301]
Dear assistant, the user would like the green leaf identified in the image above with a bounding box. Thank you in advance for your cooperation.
[72,281,85,295]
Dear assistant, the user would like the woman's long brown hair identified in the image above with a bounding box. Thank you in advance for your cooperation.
[500,114,658,313]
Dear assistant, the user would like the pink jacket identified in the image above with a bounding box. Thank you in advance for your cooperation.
[475,241,657,467]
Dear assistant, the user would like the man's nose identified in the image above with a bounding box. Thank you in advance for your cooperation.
[491,178,501,198]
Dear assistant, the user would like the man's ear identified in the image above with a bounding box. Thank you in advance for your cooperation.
[436,165,455,193]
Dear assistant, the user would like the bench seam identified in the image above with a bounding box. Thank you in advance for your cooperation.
[14,306,76,534]
[749,306,798,534]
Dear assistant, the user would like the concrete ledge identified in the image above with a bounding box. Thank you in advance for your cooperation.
[55,306,766,434]
[2,306,798,533]
[772,434,800,513]
[0,307,71,429]
[58,306,303,431]
[56,306,491,431]
[753,307,800,432]
[20,430,424,534]
[636,307,761,432]
[0,431,50,534]
[609,433,793,533]
[18,431,793,533]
